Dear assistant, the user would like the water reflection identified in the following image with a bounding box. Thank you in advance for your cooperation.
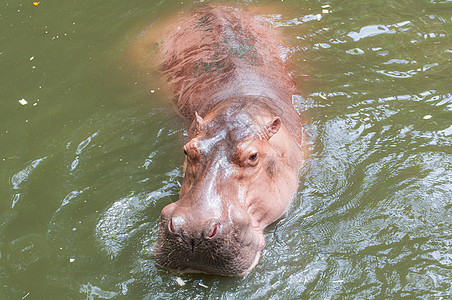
[96,184,178,258]
[0,0,451,298]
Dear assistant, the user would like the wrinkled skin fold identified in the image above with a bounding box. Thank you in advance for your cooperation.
[153,5,304,276]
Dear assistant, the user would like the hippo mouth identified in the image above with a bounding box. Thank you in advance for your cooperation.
[155,247,262,277]
[154,220,265,276]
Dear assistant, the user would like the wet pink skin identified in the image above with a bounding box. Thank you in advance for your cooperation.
[153,5,304,276]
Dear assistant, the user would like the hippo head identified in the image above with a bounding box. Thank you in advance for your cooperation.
[154,98,301,276]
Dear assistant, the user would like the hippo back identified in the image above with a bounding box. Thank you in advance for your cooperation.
[161,5,301,143]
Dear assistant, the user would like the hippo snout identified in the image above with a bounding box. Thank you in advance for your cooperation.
[154,203,263,276]
[168,217,221,239]
[160,202,221,241]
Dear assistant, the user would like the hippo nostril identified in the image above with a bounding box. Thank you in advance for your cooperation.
[168,219,175,234]
[207,222,219,238]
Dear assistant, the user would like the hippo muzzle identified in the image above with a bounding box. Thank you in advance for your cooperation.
[154,200,264,276]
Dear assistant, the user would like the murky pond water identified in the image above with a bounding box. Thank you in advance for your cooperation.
[1,0,451,299]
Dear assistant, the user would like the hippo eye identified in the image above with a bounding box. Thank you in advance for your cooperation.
[249,153,258,161]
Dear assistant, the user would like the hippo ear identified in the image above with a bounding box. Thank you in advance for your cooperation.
[188,112,205,136]
[265,116,281,139]
[194,111,204,133]
[195,111,204,126]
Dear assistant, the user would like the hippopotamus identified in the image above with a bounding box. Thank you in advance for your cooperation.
[153,5,304,276]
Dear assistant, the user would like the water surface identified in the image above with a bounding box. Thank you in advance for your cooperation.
[1,0,451,299]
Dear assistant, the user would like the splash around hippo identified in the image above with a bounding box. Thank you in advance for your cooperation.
[149,5,304,276]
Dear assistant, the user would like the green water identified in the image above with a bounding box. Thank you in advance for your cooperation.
[1,0,451,299]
